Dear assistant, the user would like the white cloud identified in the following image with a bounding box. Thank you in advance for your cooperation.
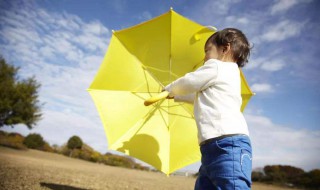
[260,20,306,42]
[271,0,299,14]
[82,21,109,35]
[0,2,110,152]
[139,11,152,21]
[245,113,320,171]
[270,0,313,14]
[201,0,241,16]
[246,57,265,70]
[251,83,274,93]
[112,0,127,14]
[225,16,250,25]
[261,59,285,71]
[247,56,285,72]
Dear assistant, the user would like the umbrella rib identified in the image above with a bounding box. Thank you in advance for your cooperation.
[142,66,166,89]
[180,104,195,119]
[129,70,152,94]
[158,104,194,119]
[113,33,165,91]
[143,66,180,84]
[110,106,159,149]
[143,69,164,94]
[112,33,180,94]
[158,103,169,129]
[131,92,148,101]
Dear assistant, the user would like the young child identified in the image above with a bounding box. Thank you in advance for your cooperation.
[164,28,252,190]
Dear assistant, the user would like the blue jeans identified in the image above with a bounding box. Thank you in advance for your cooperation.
[194,135,252,190]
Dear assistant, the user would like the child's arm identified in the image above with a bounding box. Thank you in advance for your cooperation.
[165,59,218,97]
[174,93,196,104]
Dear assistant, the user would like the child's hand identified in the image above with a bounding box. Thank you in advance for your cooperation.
[162,89,174,99]
[166,96,174,99]
[145,90,171,106]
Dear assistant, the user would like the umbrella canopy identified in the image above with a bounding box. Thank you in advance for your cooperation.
[88,9,254,175]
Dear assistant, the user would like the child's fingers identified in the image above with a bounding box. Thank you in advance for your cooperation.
[166,95,174,99]
[144,91,170,106]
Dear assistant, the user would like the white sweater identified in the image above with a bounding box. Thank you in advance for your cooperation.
[165,59,249,144]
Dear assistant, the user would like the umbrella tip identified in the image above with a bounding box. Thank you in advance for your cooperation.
[170,7,173,11]
[205,26,218,32]
[112,30,115,33]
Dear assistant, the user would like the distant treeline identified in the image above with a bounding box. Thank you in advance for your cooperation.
[0,130,152,172]
[252,164,319,189]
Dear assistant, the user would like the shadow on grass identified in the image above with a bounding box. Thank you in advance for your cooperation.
[40,182,90,190]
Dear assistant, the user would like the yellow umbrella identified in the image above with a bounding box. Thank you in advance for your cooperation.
[88,9,254,175]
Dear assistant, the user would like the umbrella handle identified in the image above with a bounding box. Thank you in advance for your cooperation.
[144,91,170,106]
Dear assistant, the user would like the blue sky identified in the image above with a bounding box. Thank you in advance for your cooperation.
[1,0,319,172]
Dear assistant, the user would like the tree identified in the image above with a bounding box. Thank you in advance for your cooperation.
[67,136,83,150]
[307,169,320,189]
[67,136,83,157]
[298,169,320,189]
[0,57,42,129]
[263,165,306,187]
[23,133,45,149]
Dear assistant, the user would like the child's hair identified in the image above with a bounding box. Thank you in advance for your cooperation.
[205,28,251,67]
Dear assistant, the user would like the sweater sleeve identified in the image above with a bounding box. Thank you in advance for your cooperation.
[165,59,218,96]
[174,93,196,104]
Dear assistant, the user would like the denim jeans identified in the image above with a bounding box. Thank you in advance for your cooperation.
[194,135,252,190]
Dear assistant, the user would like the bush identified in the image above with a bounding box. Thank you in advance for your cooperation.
[67,136,83,150]
[263,165,305,184]
[252,171,264,182]
[0,131,27,150]
[90,151,103,163]
[23,133,45,149]
[298,169,320,189]
[260,165,320,189]
[79,149,92,161]
[60,143,71,156]
[51,144,61,153]
[40,142,54,152]
[133,163,150,171]
[101,153,135,168]
[0,130,8,136]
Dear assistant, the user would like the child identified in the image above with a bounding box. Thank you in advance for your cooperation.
[164,28,252,190]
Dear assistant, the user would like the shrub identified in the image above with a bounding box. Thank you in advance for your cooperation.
[90,151,103,163]
[102,153,135,168]
[67,136,83,150]
[252,171,264,182]
[40,142,54,152]
[133,163,150,171]
[0,130,8,136]
[0,131,26,150]
[60,144,71,156]
[23,133,45,149]
[79,149,91,161]
[298,169,320,189]
[51,144,61,153]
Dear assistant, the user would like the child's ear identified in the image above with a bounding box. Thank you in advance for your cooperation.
[223,43,231,54]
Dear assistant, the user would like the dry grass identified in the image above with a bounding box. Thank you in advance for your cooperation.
[0,146,303,190]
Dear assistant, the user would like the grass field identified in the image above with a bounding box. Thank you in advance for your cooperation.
[0,146,303,190]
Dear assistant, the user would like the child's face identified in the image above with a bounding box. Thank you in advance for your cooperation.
[204,42,223,62]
